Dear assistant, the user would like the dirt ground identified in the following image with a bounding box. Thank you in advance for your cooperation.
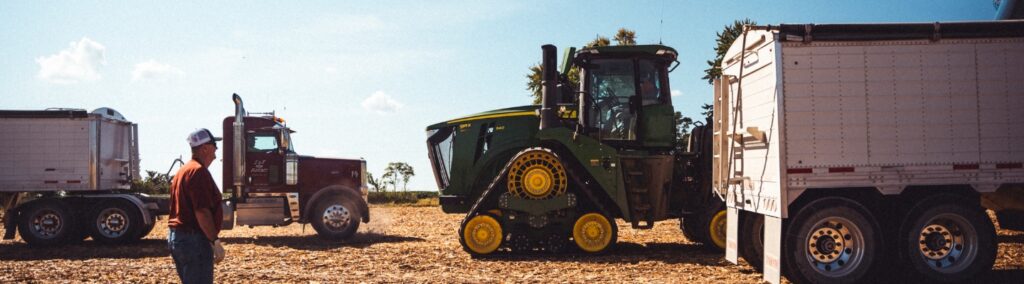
[1,206,1023,283]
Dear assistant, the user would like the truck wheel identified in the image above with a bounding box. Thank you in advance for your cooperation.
[18,200,77,247]
[784,197,882,283]
[135,215,157,240]
[739,213,765,272]
[88,199,143,244]
[898,196,996,283]
[311,195,362,241]
[460,214,503,256]
[572,212,617,253]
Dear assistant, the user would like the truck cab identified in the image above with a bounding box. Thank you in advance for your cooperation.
[222,94,368,240]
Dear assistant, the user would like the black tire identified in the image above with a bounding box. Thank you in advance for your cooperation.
[739,212,765,272]
[311,195,362,241]
[88,199,144,245]
[135,215,157,240]
[897,195,996,283]
[18,200,78,247]
[681,198,726,251]
[783,197,883,284]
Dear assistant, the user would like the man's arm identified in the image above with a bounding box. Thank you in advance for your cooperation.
[195,208,218,242]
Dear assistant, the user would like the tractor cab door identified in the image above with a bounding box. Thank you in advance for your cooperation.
[245,130,287,191]
[586,58,639,144]
[636,59,675,148]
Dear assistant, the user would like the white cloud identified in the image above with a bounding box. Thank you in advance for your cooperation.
[361,91,403,114]
[324,66,337,74]
[671,89,682,97]
[35,37,106,84]
[132,60,184,82]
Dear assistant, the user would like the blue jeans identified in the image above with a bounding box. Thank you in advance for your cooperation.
[168,229,213,284]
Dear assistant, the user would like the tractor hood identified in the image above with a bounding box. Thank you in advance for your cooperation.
[298,155,365,192]
[426,105,539,130]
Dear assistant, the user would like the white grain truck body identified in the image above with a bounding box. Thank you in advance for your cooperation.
[0,108,161,246]
[714,21,1024,283]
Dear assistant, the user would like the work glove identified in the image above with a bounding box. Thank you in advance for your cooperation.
[212,239,225,264]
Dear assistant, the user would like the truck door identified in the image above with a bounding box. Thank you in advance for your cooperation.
[246,131,286,190]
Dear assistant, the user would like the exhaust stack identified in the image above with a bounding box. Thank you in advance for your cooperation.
[539,44,558,130]
[232,93,246,202]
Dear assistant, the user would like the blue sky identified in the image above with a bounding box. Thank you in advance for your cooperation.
[0,1,1000,191]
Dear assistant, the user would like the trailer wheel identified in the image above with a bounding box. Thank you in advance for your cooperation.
[311,195,361,241]
[88,199,143,244]
[739,213,765,272]
[784,197,882,283]
[18,200,77,247]
[898,196,996,283]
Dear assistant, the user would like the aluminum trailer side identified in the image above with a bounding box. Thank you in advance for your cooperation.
[0,108,160,247]
[714,20,1024,283]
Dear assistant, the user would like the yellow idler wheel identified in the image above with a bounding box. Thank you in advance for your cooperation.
[461,215,503,255]
[573,213,617,253]
[507,149,567,200]
[709,209,728,250]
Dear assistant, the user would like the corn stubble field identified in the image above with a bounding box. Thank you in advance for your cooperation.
[1,205,1023,283]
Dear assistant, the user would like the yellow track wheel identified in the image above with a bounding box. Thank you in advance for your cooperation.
[709,209,727,250]
[507,149,567,199]
[462,215,502,255]
[573,213,616,253]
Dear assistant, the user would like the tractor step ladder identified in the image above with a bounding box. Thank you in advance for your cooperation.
[623,167,654,229]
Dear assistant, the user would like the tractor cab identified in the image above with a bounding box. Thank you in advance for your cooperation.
[571,45,678,149]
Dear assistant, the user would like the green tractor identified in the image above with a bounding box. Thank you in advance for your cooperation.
[425,44,724,255]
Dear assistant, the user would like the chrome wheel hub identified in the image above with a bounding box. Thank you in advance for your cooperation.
[917,214,976,272]
[97,208,129,238]
[32,211,62,238]
[322,204,351,231]
[805,218,864,276]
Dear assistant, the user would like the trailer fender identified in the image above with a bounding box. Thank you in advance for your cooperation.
[304,185,369,223]
[77,194,156,226]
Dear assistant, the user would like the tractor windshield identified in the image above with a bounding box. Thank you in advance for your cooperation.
[584,58,669,141]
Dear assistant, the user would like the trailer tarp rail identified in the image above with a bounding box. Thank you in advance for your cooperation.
[776,20,1024,42]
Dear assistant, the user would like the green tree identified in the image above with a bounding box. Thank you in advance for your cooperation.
[366,172,383,192]
[702,19,757,85]
[527,28,634,104]
[398,163,415,191]
[614,28,636,46]
[131,170,173,195]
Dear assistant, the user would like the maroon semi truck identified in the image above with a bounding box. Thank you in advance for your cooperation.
[0,94,368,246]
[222,94,369,240]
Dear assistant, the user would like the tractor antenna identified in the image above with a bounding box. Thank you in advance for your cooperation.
[658,0,665,44]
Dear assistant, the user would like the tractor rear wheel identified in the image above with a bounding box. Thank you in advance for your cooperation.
[572,212,617,253]
[681,198,726,251]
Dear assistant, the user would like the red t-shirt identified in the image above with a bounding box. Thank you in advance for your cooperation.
[168,159,223,238]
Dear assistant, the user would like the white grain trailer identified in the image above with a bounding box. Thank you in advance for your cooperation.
[713,21,1024,283]
[0,108,160,246]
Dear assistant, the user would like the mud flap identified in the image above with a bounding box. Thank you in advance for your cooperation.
[725,207,739,263]
[762,215,782,284]
[2,209,15,240]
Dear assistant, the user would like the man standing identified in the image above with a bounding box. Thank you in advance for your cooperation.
[168,128,226,284]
